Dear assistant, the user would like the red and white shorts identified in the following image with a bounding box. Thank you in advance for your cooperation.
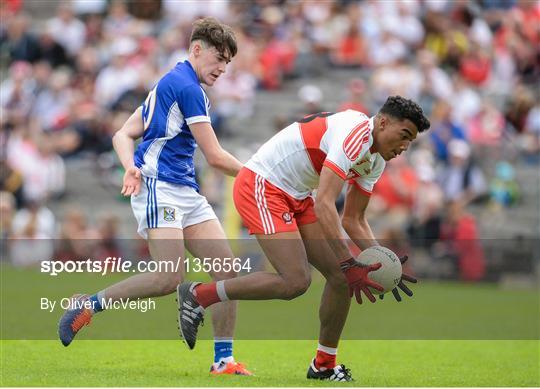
[233,168,318,235]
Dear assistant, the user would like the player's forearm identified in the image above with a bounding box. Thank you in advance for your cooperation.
[342,216,379,250]
[314,200,351,261]
[112,132,137,171]
[112,107,143,171]
[208,149,243,177]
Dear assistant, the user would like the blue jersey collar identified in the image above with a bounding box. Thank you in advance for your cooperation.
[183,60,199,84]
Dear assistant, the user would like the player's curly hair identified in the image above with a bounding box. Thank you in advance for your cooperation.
[379,96,430,132]
[190,17,238,60]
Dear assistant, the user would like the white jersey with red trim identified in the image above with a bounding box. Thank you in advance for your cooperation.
[244,110,386,200]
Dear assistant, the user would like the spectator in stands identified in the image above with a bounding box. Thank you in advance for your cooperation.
[94,37,139,109]
[0,0,22,16]
[46,3,86,59]
[103,0,135,40]
[467,100,505,147]
[156,26,188,72]
[6,130,65,203]
[338,78,369,115]
[417,50,453,101]
[489,161,520,208]
[71,0,107,17]
[370,29,407,67]
[449,75,482,128]
[94,213,123,260]
[520,102,540,161]
[0,61,35,127]
[9,200,56,267]
[31,68,73,132]
[440,200,486,282]
[292,84,325,121]
[505,83,535,134]
[459,44,491,86]
[0,191,16,240]
[371,155,418,231]
[37,25,69,68]
[407,165,444,249]
[30,60,53,96]
[331,22,368,68]
[0,160,24,208]
[55,208,99,261]
[438,139,487,206]
[373,155,418,212]
[1,13,41,63]
[429,100,467,163]
[11,200,56,239]
[111,63,157,113]
[211,62,257,133]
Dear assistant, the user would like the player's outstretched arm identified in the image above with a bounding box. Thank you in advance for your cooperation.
[112,106,144,196]
[316,167,383,303]
[315,167,352,260]
[189,121,243,177]
[341,184,379,250]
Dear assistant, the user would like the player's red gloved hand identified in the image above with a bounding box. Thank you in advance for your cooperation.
[339,258,384,304]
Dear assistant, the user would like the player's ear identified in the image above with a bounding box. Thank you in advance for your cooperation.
[191,41,202,57]
[378,115,386,131]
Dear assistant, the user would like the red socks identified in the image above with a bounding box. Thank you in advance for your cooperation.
[315,345,337,370]
[193,283,221,308]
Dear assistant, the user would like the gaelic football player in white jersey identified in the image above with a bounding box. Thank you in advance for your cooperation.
[58,18,251,376]
[179,96,430,381]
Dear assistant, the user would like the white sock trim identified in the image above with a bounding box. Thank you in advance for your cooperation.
[216,280,229,301]
[214,337,233,343]
[317,343,338,355]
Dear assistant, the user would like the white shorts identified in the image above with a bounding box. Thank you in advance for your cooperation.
[131,177,217,239]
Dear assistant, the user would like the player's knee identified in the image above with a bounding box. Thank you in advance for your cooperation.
[283,273,311,300]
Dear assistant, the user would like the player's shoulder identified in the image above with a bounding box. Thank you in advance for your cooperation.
[158,62,202,94]
[332,109,369,122]
[328,109,369,133]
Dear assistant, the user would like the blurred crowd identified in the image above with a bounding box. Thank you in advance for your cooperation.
[1,0,538,280]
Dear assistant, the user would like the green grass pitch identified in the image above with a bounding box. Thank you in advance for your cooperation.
[1,340,538,386]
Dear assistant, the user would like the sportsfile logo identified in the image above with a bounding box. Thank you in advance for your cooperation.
[40,257,253,276]
[40,257,183,276]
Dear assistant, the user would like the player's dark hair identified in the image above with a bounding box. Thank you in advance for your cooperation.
[190,17,237,60]
[378,96,430,132]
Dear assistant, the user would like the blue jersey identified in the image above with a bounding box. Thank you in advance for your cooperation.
[134,60,211,191]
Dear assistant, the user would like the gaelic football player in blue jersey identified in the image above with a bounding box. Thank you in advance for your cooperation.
[58,18,251,376]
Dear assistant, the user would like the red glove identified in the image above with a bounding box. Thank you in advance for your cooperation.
[340,258,384,304]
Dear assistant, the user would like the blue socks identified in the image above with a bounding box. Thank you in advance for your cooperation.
[214,338,233,363]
